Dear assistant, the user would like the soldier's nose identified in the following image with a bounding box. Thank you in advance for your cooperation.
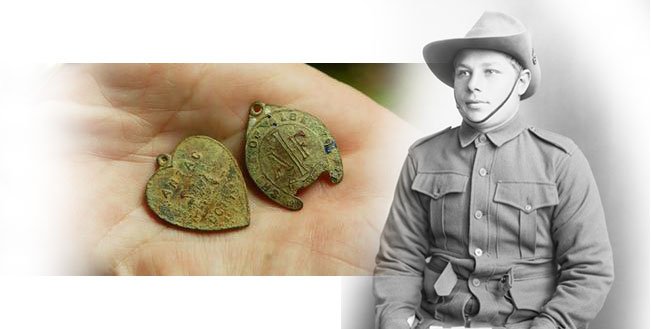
[466,73,483,92]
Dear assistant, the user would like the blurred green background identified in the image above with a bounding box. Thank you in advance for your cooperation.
[309,64,403,111]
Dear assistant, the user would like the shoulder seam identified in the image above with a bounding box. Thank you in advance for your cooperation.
[528,127,577,155]
[409,126,453,152]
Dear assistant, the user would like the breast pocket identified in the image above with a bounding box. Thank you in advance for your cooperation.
[494,181,559,258]
[411,172,468,253]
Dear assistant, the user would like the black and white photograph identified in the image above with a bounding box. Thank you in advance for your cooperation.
[344,3,649,329]
[376,10,613,329]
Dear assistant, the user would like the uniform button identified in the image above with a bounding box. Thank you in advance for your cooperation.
[525,204,532,211]
[472,278,481,287]
[474,248,483,257]
[478,135,487,143]
[474,210,483,219]
[479,168,488,176]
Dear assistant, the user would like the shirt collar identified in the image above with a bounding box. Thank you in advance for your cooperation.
[458,113,528,148]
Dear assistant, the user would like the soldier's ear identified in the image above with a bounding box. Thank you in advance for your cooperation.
[517,69,532,97]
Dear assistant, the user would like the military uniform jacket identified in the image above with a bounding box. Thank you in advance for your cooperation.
[374,114,614,329]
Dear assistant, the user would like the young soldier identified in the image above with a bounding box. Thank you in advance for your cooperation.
[374,12,614,329]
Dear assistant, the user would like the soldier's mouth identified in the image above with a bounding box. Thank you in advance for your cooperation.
[465,101,489,109]
[465,100,488,105]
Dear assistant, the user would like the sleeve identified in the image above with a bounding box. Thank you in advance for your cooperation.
[373,153,432,329]
[536,148,615,329]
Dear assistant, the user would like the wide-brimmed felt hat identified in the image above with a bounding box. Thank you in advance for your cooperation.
[423,11,540,99]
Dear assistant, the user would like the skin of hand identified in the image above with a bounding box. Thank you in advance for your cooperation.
[43,64,420,275]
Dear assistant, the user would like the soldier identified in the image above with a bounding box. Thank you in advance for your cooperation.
[374,11,614,329]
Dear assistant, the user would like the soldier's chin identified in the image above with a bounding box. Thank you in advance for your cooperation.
[462,109,490,122]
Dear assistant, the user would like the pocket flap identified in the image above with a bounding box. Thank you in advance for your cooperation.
[411,173,468,199]
[494,181,559,213]
[509,275,556,312]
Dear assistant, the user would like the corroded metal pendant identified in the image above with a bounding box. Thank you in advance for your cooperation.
[245,101,343,210]
[145,136,250,231]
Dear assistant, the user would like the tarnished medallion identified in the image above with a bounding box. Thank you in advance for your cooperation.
[245,101,343,210]
[145,135,250,231]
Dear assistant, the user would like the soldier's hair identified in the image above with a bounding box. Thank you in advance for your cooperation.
[508,56,524,73]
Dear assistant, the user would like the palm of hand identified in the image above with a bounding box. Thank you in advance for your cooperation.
[48,64,418,275]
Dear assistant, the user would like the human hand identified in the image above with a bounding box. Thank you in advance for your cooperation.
[45,64,419,275]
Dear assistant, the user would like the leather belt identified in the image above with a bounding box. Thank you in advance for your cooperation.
[426,256,558,282]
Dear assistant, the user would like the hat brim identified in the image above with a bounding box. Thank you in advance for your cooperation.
[423,32,539,99]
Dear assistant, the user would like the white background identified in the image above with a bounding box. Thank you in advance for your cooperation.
[0,1,649,328]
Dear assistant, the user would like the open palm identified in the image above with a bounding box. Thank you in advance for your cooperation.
[46,64,419,275]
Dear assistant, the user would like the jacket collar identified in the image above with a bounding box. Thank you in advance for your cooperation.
[458,113,528,148]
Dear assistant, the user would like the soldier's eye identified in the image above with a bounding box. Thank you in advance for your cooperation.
[486,69,500,75]
[456,70,470,77]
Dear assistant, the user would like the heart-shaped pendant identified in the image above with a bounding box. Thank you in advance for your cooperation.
[245,101,343,210]
[145,135,250,231]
